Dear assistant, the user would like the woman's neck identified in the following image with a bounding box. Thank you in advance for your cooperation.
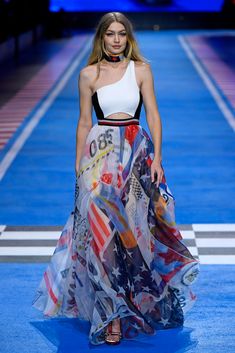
[103,52,125,62]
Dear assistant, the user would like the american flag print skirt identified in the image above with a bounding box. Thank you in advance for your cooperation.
[32,122,200,345]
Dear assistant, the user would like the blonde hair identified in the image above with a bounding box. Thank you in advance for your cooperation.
[87,12,147,79]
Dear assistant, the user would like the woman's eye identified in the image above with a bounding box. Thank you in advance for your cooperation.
[105,33,126,36]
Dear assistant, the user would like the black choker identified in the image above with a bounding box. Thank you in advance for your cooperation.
[103,53,125,62]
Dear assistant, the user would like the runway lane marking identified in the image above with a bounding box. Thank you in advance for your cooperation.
[1,225,235,263]
[0,37,92,182]
[178,35,235,132]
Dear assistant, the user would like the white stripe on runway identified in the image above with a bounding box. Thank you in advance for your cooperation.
[181,231,196,239]
[193,224,235,232]
[0,225,6,233]
[187,246,199,257]
[0,38,92,182]
[197,239,235,247]
[0,230,196,241]
[178,35,235,132]
[199,255,235,265]
[0,231,60,240]
[0,247,55,256]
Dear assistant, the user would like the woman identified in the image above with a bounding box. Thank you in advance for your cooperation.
[32,12,200,346]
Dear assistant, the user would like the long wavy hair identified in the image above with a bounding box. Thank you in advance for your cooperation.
[87,12,147,79]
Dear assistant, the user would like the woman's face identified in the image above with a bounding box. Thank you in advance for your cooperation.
[103,21,127,56]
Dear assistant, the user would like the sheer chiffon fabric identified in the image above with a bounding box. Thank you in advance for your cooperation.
[32,123,200,345]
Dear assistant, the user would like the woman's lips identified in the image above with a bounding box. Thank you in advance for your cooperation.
[113,46,121,48]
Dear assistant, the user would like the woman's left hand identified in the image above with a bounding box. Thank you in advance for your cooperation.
[151,157,164,188]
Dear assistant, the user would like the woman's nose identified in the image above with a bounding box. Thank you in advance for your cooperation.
[114,35,120,42]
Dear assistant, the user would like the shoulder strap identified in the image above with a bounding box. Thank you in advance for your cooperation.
[129,60,138,84]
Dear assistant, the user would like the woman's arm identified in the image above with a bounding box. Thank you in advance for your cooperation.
[75,68,93,175]
[139,62,164,187]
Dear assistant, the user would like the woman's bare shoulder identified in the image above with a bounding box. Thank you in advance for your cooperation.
[79,64,98,82]
[134,60,152,84]
[134,60,151,72]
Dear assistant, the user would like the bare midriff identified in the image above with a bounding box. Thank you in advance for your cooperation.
[105,112,133,120]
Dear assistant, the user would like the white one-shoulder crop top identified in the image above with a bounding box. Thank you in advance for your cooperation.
[92,60,143,125]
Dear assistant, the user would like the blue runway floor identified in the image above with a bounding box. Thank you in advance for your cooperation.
[0,29,235,353]
[0,263,234,353]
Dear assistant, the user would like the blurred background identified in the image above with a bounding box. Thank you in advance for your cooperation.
[0,0,235,56]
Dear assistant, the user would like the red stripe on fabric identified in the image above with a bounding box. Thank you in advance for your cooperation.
[88,212,105,248]
[90,202,110,238]
[91,239,100,258]
[44,271,58,305]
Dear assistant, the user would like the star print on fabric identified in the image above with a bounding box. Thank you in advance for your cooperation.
[140,263,148,272]
[127,250,133,257]
[32,122,200,346]
[151,270,162,286]
[149,220,156,229]
[117,286,126,295]
[113,243,118,253]
[142,286,151,292]
[134,274,143,282]
[140,174,149,182]
[132,323,140,330]
[122,193,129,203]
[112,266,121,278]
[159,317,169,326]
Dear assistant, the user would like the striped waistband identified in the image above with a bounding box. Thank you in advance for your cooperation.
[97,117,139,126]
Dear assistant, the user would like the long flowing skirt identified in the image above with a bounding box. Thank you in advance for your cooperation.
[32,123,200,345]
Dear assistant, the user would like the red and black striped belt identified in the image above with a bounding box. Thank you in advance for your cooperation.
[97,117,139,127]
